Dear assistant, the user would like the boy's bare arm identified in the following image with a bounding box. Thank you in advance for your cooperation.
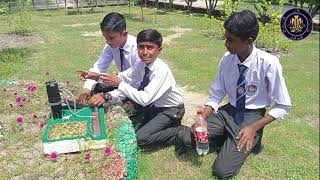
[77,70,101,81]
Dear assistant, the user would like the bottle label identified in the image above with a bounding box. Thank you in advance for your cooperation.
[195,127,208,143]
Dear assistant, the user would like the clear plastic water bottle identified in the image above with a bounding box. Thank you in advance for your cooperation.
[195,110,209,155]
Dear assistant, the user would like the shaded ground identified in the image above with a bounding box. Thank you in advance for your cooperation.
[0,33,44,50]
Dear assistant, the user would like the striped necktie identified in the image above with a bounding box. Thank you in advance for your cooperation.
[138,67,150,91]
[234,64,247,125]
[119,48,125,71]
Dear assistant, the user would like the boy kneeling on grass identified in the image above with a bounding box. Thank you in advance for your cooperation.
[175,10,292,179]
[98,29,185,148]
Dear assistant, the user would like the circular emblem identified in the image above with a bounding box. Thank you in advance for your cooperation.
[247,85,257,95]
[281,8,312,40]
[237,87,245,95]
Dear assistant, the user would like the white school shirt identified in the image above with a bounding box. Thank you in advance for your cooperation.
[109,58,184,107]
[205,46,292,119]
[83,34,140,90]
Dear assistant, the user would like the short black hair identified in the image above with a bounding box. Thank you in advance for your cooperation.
[223,10,259,41]
[100,12,126,32]
[137,29,162,47]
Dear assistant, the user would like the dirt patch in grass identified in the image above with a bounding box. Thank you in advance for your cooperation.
[0,33,44,50]
[178,86,208,126]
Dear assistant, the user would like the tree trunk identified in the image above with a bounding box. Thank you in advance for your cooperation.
[140,0,144,20]
[65,0,67,10]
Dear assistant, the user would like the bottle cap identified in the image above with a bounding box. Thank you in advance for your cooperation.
[197,110,203,115]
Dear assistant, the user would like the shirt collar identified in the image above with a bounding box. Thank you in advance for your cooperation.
[144,58,158,72]
[236,46,257,68]
[120,35,134,53]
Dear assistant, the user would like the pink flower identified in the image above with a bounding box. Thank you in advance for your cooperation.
[15,97,22,103]
[104,147,111,156]
[44,153,50,158]
[27,84,37,92]
[50,152,58,161]
[39,122,46,129]
[21,98,26,102]
[16,117,24,123]
[85,152,91,162]
[19,104,24,108]
[32,114,38,120]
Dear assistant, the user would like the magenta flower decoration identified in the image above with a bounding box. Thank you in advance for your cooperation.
[85,152,92,162]
[104,147,111,156]
[50,152,58,161]
[16,117,24,124]
[44,153,50,158]
[27,84,37,92]
[32,114,38,120]
[15,97,22,103]
[39,122,45,129]
[21,97,26,102]
[19,104,24,108]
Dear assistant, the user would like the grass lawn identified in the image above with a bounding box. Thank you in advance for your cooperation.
[0,6,319,179]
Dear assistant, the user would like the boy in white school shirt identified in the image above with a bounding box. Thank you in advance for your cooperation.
[77,12,140,106]
[100,29,185,147]
[175,10,291,179]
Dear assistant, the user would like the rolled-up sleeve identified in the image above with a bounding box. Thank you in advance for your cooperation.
[205,59,226,112]
[83,45,113,90]
[266,59,292,119]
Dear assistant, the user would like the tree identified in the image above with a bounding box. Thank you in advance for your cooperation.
[185,0,193,12]
[205,0,219,18]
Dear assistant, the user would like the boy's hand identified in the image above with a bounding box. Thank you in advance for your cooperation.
[89,93,106,107]
[100,74,122,87]
[77,89,90,106]
[236,125,257,153]
[77,70,100,81]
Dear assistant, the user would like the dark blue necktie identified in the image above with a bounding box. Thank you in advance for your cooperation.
[234,64,247,125]
[119,48,126,71]
[138,67,150,90]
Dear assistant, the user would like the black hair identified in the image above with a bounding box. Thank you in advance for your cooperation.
[100,12,126,32]
[137,29,163,47]
[223,10,259,41]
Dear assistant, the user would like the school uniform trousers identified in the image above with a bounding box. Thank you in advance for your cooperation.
[178,103,265,179]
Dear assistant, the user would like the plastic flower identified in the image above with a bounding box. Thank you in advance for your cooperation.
[15,97,22,103]
[21,97,26,102]
[39,122,45,129]
[16,117,24,124]
[85,152,91,162]
[50,152,58,161]
[104,147,111,156]
[32,114,38,120]
[43,153,50,158]
[27,84,37,92]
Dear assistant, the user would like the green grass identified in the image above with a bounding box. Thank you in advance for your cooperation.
[0,6,319,179]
